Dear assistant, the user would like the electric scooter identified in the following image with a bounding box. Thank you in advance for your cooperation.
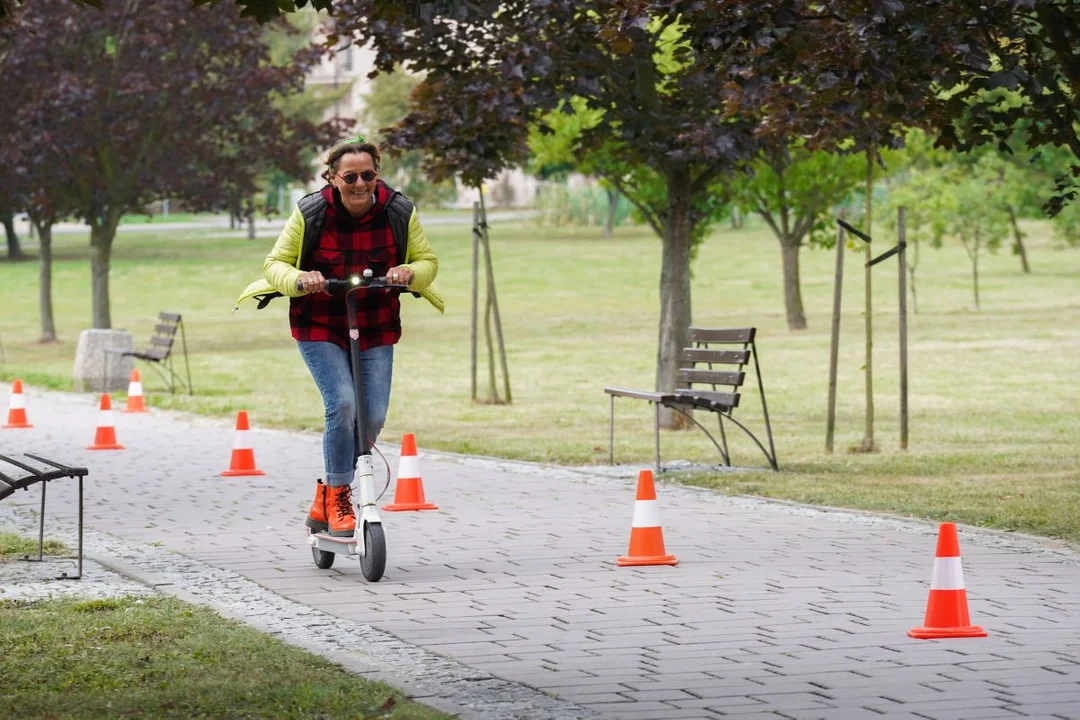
[302,269,406,582]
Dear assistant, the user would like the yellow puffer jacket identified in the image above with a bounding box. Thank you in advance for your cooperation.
[234,200,444,313]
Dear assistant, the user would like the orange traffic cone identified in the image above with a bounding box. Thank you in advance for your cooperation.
[124,369,148,413]
[909,522,987,639]
[221,410,265,476]
[87,393,125,450]
[617,469,677,567]
[3,379,33,429]
[382,433,437,511]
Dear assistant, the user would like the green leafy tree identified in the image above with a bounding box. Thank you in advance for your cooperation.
[4,0,335,329]
[944,166,1009,311]
[331,2,755,429]
[878,168,953,316]
[527,98,627,238]
[1051,203,1080,249]
[361,68,457,208]
[731,146,865,330]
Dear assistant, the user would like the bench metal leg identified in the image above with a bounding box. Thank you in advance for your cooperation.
[36,479,46,561]
[75,475,83,580]
[654,401,661,475]
[180,319,193,395]
[609,394,615,465]
[752,341,779,471]
[717,414,730,467]
[721,413,779,471]
[668,404,730,467]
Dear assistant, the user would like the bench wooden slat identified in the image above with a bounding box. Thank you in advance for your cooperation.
[154,323,179,335]
[159,312,182,323]
[604,387,676,402]
[681,348,750,365]
[150,336,175,348]
[674,389,740,408]
[679,369,746,386]
[133,348,169,361]
[689,327,755,344]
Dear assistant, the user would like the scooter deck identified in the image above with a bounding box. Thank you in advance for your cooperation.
[308,531,359,555]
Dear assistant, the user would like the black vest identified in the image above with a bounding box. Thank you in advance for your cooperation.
[255,188,416,309]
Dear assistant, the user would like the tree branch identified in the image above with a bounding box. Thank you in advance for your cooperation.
[605,173,663,238]
[690,161,728,195]
[791,210,816,245]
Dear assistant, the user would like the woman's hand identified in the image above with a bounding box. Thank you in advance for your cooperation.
[386,266,413,287]
[296,270,327,294]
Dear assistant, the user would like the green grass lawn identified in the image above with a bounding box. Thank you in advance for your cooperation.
[0,595,449,719]
[2,214,1078,540]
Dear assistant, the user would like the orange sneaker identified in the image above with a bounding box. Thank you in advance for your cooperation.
[327,484,356,537]
[305,479,328,533]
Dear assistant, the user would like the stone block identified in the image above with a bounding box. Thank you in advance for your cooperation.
[72,329,134,392]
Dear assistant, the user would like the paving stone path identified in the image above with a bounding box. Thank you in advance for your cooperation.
[2,384,1079,719]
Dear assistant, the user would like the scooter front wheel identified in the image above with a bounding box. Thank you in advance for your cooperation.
[360,522,386,582]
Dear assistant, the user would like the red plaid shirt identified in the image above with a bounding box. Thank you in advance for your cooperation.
[289,183,401,351]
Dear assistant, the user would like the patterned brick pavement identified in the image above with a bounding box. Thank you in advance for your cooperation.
[3,385,1079,719]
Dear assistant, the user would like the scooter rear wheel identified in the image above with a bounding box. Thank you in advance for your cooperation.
[360,522,386,582]
[312,546,335,569]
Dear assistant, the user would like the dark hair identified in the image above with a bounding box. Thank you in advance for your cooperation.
[321,141,381,183]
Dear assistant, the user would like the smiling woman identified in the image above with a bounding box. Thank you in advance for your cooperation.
[323,138,381,221]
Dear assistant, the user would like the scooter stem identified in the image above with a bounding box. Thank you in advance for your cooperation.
[357,455,376,508]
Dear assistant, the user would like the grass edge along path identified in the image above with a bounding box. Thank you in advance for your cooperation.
[0,594,451,720]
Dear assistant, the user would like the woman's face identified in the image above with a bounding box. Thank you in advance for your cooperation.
[331,151,378,217]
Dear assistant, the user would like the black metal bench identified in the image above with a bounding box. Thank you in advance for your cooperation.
[605,327,778,473]
[106,311,193,394]
[0,453,88,580]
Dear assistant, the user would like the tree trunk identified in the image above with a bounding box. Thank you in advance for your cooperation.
[972,232,981,311]
[36,220,57,343]
[730,207,743,229]
[656,170,695,430]
[909,268,918,315]
[603,188,616,239]
[860,147,876,452]
[909,238,919,315]
[780,240,807,330]
[1007,205,1030,273]
[90,211,121,329]
[3,212,23,258]
[245,199,256,240]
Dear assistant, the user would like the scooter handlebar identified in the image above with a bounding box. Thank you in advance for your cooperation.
[295,274,408,294]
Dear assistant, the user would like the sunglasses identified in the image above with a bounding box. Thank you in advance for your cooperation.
[338,170,377,184]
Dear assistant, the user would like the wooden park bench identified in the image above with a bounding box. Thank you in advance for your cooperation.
[0,453,88,580]
[105,311,192,394]
[604,327,778,473]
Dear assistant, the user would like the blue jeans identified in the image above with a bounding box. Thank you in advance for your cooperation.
[298,341,394,487]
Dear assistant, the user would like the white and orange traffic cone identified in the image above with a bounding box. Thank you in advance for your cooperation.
[3,379,33,429]
[909,522,987,639]
[124,369,148,413]
[617,469,677,567]
[221,410,265,476]
[383,433,437,511]
[87,393,125,450]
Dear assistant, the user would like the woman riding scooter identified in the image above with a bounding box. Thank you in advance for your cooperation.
[235,134,444,537]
